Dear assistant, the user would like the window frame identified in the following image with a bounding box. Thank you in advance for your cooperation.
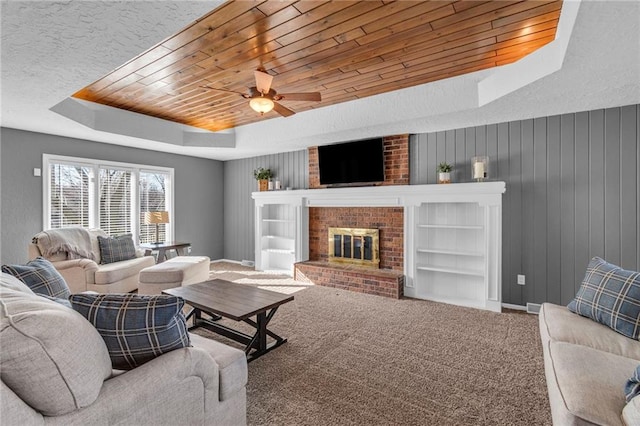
[43,154,175,244]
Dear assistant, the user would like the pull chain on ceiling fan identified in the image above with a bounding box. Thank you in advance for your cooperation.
[201,69,322,117]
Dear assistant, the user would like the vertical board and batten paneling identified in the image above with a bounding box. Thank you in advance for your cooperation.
[223,150,308,262]
[410,104,639,306]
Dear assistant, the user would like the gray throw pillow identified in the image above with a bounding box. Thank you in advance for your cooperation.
[97,233,136,264]
[70,293,190,370]
[0,286,112,416]
[568,257,640,339]
[1,257,71,299]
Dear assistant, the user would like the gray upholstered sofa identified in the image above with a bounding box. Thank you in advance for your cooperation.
[0,272,248,425]
[539,303,640,425]
[29,228,155,294]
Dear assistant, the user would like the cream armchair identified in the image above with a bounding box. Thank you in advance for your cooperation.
[29,228,155,294]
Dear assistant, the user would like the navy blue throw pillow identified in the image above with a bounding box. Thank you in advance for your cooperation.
[626,365,640,402]
[1,257,71,299]
[568,257,640,339]
[69,293,190,370]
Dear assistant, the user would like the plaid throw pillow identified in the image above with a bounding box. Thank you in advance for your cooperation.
[69,293,190,370]
[97,234,136,264]
[626,366,640,402]
[568,257,640,339]
[1,257,71,299]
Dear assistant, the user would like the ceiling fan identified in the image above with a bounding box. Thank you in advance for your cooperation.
[201,69,321,117]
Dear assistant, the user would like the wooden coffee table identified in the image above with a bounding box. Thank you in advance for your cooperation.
[163,279,294,362]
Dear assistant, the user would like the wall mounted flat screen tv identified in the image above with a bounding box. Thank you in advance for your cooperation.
[318,138,385,186]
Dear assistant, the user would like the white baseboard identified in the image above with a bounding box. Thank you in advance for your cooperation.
[210,258,243,264]
[501,303,527,311]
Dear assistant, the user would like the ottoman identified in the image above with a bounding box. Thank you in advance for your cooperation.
[138,256,210,295]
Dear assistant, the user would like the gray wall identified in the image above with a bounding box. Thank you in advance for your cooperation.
[0,128,225,264]
[223,150,308,262]
[220,104,639,307]
[411,104,640,306]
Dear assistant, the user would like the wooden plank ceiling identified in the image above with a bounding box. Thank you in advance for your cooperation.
[73,0,562,132]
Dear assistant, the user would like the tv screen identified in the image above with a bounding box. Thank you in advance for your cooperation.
[318,138,385,186]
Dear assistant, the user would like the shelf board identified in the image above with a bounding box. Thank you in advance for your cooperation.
[416,264,484,277]
[262,219,295,223]
[417,224,483,230]
[263,248,295,255]
[261,268,293,276]
[416,248,484,257]
[263,235,295,242]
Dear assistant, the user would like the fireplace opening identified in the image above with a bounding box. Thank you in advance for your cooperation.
[328,227,379,268]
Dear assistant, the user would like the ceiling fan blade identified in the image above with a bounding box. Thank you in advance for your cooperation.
[272,101,295,117]
[254,70,273,94]
[200,86,246,97]
[277,92,321,102]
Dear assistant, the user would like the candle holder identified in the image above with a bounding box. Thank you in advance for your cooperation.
[471,156,489,182]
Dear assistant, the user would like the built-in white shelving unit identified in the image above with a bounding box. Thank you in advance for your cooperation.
[409,201,495,310]
[252,182,504,311]
[252,194,308,276]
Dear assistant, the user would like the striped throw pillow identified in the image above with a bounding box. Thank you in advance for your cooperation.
[69,293,190,370]
[97,234,136,264]
[1,257,71,299]
[568,257,640,339]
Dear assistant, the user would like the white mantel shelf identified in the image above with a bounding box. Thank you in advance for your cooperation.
[252,182,506,312]
[252,182,506,207]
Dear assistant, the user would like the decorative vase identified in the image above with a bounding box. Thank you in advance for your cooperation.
[438,172,451,184]
[258,179,269,191]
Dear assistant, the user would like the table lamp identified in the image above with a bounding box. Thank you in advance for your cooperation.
[144,211,169,244]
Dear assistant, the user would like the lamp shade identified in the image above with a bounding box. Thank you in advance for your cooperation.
[144,211,169,225]
[249,97,274,114]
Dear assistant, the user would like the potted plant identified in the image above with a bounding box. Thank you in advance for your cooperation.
[253,167,273,191]
[437,162,452,184]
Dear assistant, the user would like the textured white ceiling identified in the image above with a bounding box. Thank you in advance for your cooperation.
[1,1,639,161]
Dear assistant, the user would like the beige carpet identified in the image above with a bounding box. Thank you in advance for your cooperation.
[205,261,551,426]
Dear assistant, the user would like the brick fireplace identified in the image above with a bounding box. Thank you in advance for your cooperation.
[294,135,408,299]
[309,207,403,270]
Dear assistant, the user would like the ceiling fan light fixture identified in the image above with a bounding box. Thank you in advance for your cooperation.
[249,96,274,115]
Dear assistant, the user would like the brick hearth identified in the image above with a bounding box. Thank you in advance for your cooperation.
[294,261,404,299]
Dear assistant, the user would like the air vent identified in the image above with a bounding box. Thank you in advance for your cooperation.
[526,303,541,314]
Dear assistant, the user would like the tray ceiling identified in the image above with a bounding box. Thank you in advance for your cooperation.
[73,0,562,133]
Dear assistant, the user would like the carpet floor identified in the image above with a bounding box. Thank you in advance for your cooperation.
[203,261,551,426]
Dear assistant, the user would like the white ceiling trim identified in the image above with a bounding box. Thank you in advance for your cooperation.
[478,0,581,106]
[51,98,235,148]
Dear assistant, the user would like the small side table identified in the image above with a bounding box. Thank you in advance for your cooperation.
[140,242,191,263]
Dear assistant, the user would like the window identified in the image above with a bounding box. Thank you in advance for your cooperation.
[100,168,132,236]
[49,162,92,229]
[43,155,174,244]
[139,171,170,243]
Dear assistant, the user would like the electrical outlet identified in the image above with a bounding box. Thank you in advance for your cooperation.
[517,274,526,285]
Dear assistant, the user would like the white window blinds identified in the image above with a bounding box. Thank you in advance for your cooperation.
[139,171,169,244]
[99,168,133,236]
[49,163,92,229]
[44,155,174,242]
